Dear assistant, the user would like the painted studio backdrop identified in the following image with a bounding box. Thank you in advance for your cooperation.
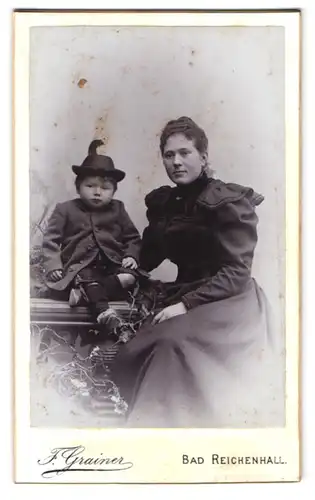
[30,26,285,413]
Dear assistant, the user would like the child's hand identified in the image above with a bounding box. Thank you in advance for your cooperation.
[47,269,64,282]
[122,257,138,269]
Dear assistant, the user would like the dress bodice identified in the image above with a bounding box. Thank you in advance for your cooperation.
[140,176,263,309]
[157,178,220,282]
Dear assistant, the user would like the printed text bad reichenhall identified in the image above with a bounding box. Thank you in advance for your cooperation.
[211,454,287,465]
[182,454,287,465]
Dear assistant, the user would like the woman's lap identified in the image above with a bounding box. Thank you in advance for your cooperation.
[113,279,283,427]
[122,280,269,351]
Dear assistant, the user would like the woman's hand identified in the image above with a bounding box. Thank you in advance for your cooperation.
[122,257,138,269]
[152,302,188,325]
[47,269,64,282]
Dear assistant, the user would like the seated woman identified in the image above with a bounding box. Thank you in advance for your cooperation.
[113,116,281,428]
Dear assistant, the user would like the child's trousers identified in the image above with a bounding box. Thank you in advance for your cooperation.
[74,255,133,317]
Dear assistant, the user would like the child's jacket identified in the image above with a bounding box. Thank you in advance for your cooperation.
[42,198,141,291]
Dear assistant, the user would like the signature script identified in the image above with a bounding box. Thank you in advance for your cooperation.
[38,445,134,478]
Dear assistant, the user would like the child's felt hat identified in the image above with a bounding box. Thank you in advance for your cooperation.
[72,140,125,182]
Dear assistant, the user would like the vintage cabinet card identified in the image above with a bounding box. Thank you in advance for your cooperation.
[13,9,300,483]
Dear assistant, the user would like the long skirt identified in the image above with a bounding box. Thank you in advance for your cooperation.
[112,279,284,428]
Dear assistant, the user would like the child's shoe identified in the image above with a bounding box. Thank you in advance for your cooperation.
[69,287,83,307]
[97,307,124,331]
[97,308,136,344]
[118,323,136,344]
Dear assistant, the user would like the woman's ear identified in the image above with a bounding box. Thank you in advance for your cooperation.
[201,151,208,166]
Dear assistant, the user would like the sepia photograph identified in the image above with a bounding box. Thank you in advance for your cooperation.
[13,10,300,483]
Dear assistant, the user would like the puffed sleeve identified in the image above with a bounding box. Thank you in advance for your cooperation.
[42,203,67,275]
[139,186,172,272]
[181,196,260,310]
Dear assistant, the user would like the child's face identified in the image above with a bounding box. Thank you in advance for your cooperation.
[78,176,115,209]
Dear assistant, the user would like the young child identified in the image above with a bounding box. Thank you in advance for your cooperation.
[42,140,141,343]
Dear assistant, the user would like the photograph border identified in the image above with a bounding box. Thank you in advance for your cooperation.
[13,9,301,484]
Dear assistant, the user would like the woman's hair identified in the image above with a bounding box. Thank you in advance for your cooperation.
[160,116,208,155]
[75,174,117,192]
[159,116,214,178]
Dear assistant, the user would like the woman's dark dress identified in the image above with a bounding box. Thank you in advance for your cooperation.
[113,176,282,427]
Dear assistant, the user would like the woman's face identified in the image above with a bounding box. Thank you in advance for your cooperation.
[162,133,208,185]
